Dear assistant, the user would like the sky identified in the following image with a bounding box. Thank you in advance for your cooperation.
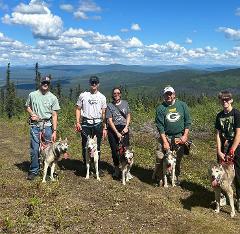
[1,0,240,66]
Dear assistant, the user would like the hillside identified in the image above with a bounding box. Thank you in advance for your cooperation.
[1,64,240,97]
[1,99,240,233]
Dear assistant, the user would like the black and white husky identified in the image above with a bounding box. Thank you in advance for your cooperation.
[40,138,69,183]
[85,135,100,181]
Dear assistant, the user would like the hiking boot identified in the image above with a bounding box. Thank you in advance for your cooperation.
[175,176,181,186]
[236,198,240,212]
[113,167,120,178]
[27,173,37,181]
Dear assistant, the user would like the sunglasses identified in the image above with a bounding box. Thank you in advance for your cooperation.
[113,92,121,95]
[90,81,98,86]
[165,92,173,96]
[41,81,50,85]
[221,98,231,102]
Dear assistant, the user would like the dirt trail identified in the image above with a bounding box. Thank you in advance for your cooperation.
[0,122,240,233]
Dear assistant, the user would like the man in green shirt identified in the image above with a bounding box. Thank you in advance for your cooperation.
[153,86,191,185]
[25,76,60,180]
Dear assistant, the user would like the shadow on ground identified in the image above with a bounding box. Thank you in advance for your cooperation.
[15,161,30,173]
[131,164,154,186]
[180,180,214,211]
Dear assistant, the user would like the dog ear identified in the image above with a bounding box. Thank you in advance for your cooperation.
[59,137,62,141]
[65,137,68,141]
[93,135,97,141]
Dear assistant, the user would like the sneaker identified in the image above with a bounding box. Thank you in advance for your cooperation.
[220,194,227,206]
[27,173,37,181]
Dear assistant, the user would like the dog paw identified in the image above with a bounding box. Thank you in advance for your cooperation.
[164,184,168,188]
[230,211,235,218]
[50,177,56,181]
[97,177,101,181]
[42,180,46,183]
[85,176,89,179]
[214,209,220,213]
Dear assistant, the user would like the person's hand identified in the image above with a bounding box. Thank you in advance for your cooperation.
[116,131,123,140]
[180,135,188,144]
[218,152,225,161]
[51,131,57,142]
[229,148,235,157]
[121,126,129,134]
[163,141,170,151]
[102,129,108,139]
[75,122,82,132]
[31,114,39,121]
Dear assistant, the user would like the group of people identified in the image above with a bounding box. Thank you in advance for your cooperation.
[25,75,240,211]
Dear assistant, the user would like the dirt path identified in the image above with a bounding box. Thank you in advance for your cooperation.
[0,122,240,233]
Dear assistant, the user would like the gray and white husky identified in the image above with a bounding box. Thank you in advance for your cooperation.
[209,162,235,218]
[40,138,69,183]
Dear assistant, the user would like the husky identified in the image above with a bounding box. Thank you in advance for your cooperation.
[40,138,69,183]
[85,135,100,181]
[209,162,235,218]
[120,148,134,185]
[162,149,177,187]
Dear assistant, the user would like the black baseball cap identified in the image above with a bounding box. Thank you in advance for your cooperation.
[41,76,51,83]
[89,76,99,84]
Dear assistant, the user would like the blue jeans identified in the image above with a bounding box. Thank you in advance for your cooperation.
[29,126,52,175]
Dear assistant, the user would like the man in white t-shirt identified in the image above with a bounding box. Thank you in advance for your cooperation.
[76,76,107,170]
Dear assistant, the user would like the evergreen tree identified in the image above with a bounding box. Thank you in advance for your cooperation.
[0,88,5,116]
[69,88,73,101]
[5,63,16,118]
[75,84,81,100]
[35,62,41,90]
[56,81,62,98]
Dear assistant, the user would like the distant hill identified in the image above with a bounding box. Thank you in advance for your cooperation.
[0,64,240,96]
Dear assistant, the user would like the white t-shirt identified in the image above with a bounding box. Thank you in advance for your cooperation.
[76,91,107,123]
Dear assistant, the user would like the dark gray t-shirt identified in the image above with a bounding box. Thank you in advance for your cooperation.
[106,100,130,126]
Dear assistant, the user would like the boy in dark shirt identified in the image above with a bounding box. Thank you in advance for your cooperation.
[215,90,240,212]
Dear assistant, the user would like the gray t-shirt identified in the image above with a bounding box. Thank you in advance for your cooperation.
[25,90,60,120]
[106,100,130,126]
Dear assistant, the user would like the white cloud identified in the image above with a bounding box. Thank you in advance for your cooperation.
[2,24,240,66]
[127,37,143,48]
[185,38,192,44]
[78,0,101,12]
[74,11,88,19]
[131,23,141,31]
[74,0,101,20]
[1,1,63,40]
[120,28,129,33]
[218,27,240,40]
[60,4,73,12]
[235,7,240,16]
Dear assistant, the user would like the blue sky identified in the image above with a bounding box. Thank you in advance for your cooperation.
[1,0,240,66]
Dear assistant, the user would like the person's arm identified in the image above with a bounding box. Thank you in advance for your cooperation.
[156,107,170,150]
[75,106,82,132]
[181,102,191,143]
[102,108,107,138]
[180,128,190,144]
[230,128,240,154]
[108,117,122,140]
[51,111,58,142]
[26,106,39,121]
[216,130,225,161]
[122,113,131,134]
